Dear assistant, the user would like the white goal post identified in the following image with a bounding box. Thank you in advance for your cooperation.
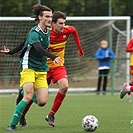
[0,16,131,93]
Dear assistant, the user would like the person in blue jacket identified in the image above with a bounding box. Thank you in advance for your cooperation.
[95,40,115,95]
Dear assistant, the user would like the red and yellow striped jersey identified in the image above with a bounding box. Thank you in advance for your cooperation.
[126,38,133,66]
[47,25,82,68]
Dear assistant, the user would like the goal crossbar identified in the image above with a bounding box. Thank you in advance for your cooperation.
[0,16,130,21]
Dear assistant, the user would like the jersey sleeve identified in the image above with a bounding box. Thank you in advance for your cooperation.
[67,26,84,55]
[7,40,26,55]
[126,38,133,52]
[33,42,56,60]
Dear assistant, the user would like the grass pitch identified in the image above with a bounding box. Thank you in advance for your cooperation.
[0,93,133,133]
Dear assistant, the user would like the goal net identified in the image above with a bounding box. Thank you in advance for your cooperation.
[0,16,130,93]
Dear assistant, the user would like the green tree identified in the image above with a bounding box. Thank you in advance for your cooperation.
[0,0,133,27]
[0,0,37,16]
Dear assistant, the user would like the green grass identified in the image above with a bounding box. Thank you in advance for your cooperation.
[0,93,133,133]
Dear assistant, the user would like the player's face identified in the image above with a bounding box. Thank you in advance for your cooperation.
[39,11,52,29]
[53,18,66,34]
[101,42,108,49]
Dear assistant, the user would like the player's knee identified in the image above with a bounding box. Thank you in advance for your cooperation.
[37,98,48,106]
[60,84,69,94]
[23,93,34,103]
[38,101,47,107]
[24,96,32,102]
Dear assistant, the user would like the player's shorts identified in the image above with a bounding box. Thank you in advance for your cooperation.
[20,69,48,89]
[47,66,68,85]
[130,66,133,75]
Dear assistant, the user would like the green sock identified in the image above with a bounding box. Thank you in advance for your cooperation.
[9,100,28,126]
[21,89,37,104]
[32,93,37,104]
[20,89,24,96]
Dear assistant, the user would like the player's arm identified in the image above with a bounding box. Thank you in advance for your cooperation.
[126,39,133,52]
[108,49,115,58]
[95,49,105,59]
[0,40,25,54]
[33,42,61,64]
[69,26,84,57]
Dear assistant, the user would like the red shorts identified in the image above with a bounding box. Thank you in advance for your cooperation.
[130,66,133,75]
[47,66,68,85]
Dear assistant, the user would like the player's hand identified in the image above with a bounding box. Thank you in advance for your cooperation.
[0,45,10,53]
[78,50,84,58]
[53,57,62,64]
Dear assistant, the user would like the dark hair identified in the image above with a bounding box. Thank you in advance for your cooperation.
[52,11,66,23]
[32,4,52,22]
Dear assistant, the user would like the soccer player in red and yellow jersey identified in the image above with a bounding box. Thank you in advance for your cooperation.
[125,38,133,102]
[45,11,84,127]
[120,38,133,101]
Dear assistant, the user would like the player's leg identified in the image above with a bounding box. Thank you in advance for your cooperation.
[16,88,33,127]
[120,83,133,99]
[102,69,109,95]
[97,70,102,95]
[127,81,132,102]
[16,89,28,127]
[20,101,33,127]
[45,66,68,127]
[7,83,34,131]
[7,69,35,131]
[126,66,133,102]
[19,86,43,127]
[35,88,48,106]
[34,71,48,106]
[127,66,133,102]
[45,78,67,127]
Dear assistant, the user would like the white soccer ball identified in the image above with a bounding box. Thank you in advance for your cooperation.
[82,115,99,132]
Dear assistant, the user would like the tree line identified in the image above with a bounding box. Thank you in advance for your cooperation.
[0,0,133,27]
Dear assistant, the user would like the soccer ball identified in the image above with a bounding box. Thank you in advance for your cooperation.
[82,115,99,132]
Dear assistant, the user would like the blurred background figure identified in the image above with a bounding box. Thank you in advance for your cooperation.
[95,40,115,95]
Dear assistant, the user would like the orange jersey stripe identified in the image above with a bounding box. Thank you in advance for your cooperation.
[47,42,66,67]
[126,38,133,66]
[130,53,133,66]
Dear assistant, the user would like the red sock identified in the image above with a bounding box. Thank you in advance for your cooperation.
[130,86,133,92]
[22,101,33,117]
[49,92,66,116]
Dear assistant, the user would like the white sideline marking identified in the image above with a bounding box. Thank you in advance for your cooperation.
[0,88,96,94]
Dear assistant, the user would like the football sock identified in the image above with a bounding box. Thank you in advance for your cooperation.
[22,101,33,118]
[32,93,37,104]
[9,100,28,126]
[130,86,133,92]
[49,91,66,116]
[20,89,24,96]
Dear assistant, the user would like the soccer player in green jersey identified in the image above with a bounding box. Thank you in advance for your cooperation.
[3,11,84,128]
[1,4,61,131]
